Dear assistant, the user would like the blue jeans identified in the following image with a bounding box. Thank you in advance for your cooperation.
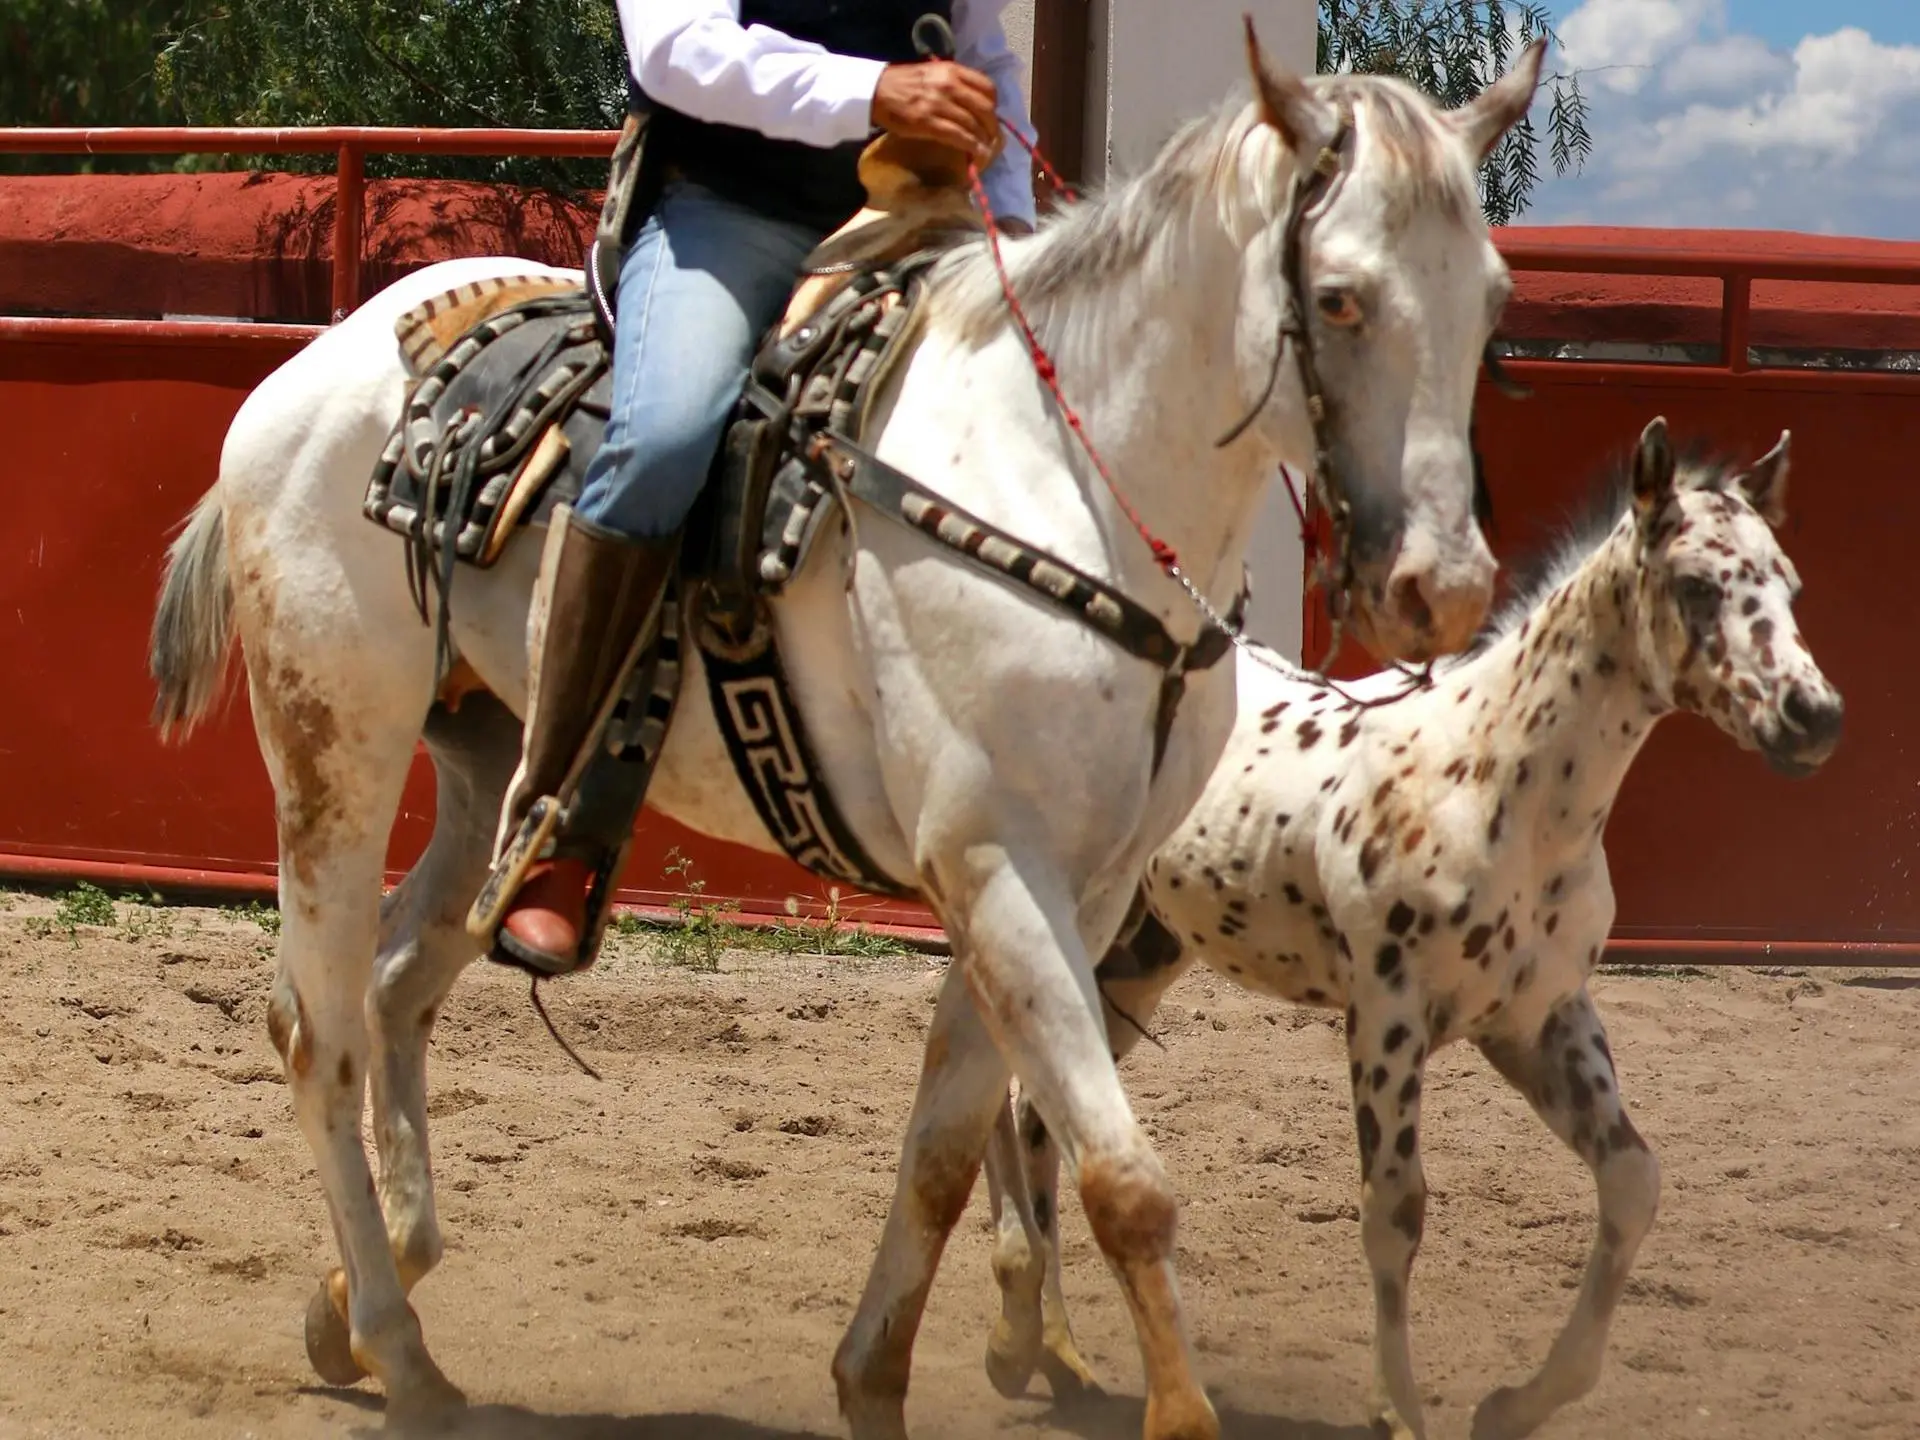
[575,180,826,538]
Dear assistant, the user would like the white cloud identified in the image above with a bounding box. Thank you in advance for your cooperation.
[1662,34,1789,100]
[1527,8,1920,237]
[1557,0,1724,92]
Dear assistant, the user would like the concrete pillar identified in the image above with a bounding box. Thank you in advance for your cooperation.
[1085,0,1317,658]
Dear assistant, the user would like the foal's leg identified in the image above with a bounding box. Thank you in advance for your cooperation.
[1471,988,1660,1440]
[1342,941,1435,1440]
[982,1091,1052,1397]
[986,956,1185,1402]
[832,955,1014,1439]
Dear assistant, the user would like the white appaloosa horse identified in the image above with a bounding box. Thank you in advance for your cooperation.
[978,417,1845,1439]
[146,30,1543,1438]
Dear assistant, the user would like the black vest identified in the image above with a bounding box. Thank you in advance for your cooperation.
[632,1,954,235]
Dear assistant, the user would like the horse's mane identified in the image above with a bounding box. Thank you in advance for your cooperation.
[928,71,1481,349]
[1460,443,1742,659]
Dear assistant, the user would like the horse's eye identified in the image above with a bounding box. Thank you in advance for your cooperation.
[1316,288,1363,327]
[1675,575,1721,623]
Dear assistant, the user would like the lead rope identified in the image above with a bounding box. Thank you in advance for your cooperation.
[969,122,1428,712]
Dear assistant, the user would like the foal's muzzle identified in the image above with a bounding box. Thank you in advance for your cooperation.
[1759,683,1845,777]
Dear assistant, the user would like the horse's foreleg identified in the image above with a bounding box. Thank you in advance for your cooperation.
[1472,988,1659,1440]
[960,853,1216,1440]
[364,696,522,1301]
[985,954,1180,1404]
[832,956,1012,1440]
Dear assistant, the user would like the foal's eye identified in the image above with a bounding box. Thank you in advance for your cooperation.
[1675,575,1721,624]
[1316,288,1363,327]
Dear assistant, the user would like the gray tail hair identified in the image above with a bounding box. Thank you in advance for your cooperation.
[148,487,236,740]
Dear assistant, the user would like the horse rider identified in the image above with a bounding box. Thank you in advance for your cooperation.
[486,1,1040,976]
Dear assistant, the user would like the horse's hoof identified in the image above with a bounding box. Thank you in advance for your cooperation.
[304,1279,368,1387]
[1470,1385,1541,1440]
[985,1339,1037,1399]
[985,1316,1040,1398]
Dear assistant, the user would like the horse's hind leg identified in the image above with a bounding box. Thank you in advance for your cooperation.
[1471,988,1659,1440]
[329,695,520,1340]
[233,570,459,1418]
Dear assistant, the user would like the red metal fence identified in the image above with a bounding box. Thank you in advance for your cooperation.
[5,128,1919,958]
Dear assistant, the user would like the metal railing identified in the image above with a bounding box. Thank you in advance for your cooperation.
[7,126,1920,363]
[0,126,619,322]
[1495,235,1920,390]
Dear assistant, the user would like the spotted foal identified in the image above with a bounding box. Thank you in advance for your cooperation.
[981,417,1844,1439]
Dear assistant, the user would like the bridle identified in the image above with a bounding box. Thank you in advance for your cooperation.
[1213,104,1362,668]
[1213,109,1529,689]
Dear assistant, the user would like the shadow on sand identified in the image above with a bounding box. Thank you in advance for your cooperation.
[312,1383,1372,1440]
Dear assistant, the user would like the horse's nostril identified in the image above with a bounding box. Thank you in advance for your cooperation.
[1784,685,1843,746]
[1389,574,1434,637]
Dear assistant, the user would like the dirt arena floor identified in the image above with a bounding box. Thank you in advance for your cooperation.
[1,890,1916,1440]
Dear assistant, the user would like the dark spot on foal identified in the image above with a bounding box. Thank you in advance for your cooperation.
[1386,901,1416,935]
[1356,1104,1382,1178]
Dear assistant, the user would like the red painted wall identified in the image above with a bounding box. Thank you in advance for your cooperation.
[4,173,1917,947]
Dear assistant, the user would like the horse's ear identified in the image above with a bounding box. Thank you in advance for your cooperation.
[1245,14,1335,156]
[1451,36,1547,162]
[1631,416,1675,517]
[1735,430,1791,527]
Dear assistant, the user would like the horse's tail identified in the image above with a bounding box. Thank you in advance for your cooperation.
[149,486,235,740]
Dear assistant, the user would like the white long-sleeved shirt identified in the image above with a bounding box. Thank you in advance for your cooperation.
[615,1,1037,226]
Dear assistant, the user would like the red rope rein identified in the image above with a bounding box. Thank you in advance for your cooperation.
[967,122,1320,582]
[967,127,1175,574]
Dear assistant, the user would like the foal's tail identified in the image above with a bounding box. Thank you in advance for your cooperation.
[149,486,235,740]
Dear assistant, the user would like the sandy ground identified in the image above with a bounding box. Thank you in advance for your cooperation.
[1,892,1916,1440]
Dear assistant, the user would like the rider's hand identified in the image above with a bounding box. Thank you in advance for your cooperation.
[871,59,1000,164]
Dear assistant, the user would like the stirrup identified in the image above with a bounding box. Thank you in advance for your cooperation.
[467,794,563,944]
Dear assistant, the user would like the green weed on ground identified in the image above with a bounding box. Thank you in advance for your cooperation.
[609,851,921,970]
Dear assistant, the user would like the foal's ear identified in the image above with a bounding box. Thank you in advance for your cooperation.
[1735,430,1791,528]
[1451,36,1547,162]
[1245,15,1336,156]
[1630,416,1675,517]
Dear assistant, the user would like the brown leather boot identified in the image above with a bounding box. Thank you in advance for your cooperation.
[492,505,677,974]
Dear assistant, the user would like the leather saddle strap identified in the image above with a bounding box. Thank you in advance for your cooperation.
[787,421,1237,680]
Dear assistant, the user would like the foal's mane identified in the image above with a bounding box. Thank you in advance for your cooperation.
[929,70,1481,348]
[1463,445,1744,658]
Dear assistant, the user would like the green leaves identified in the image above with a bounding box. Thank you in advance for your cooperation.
[1319,0,1592,225]
[156,0,627,187]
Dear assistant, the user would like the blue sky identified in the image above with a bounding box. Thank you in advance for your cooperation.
[1519,2,1920,236]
